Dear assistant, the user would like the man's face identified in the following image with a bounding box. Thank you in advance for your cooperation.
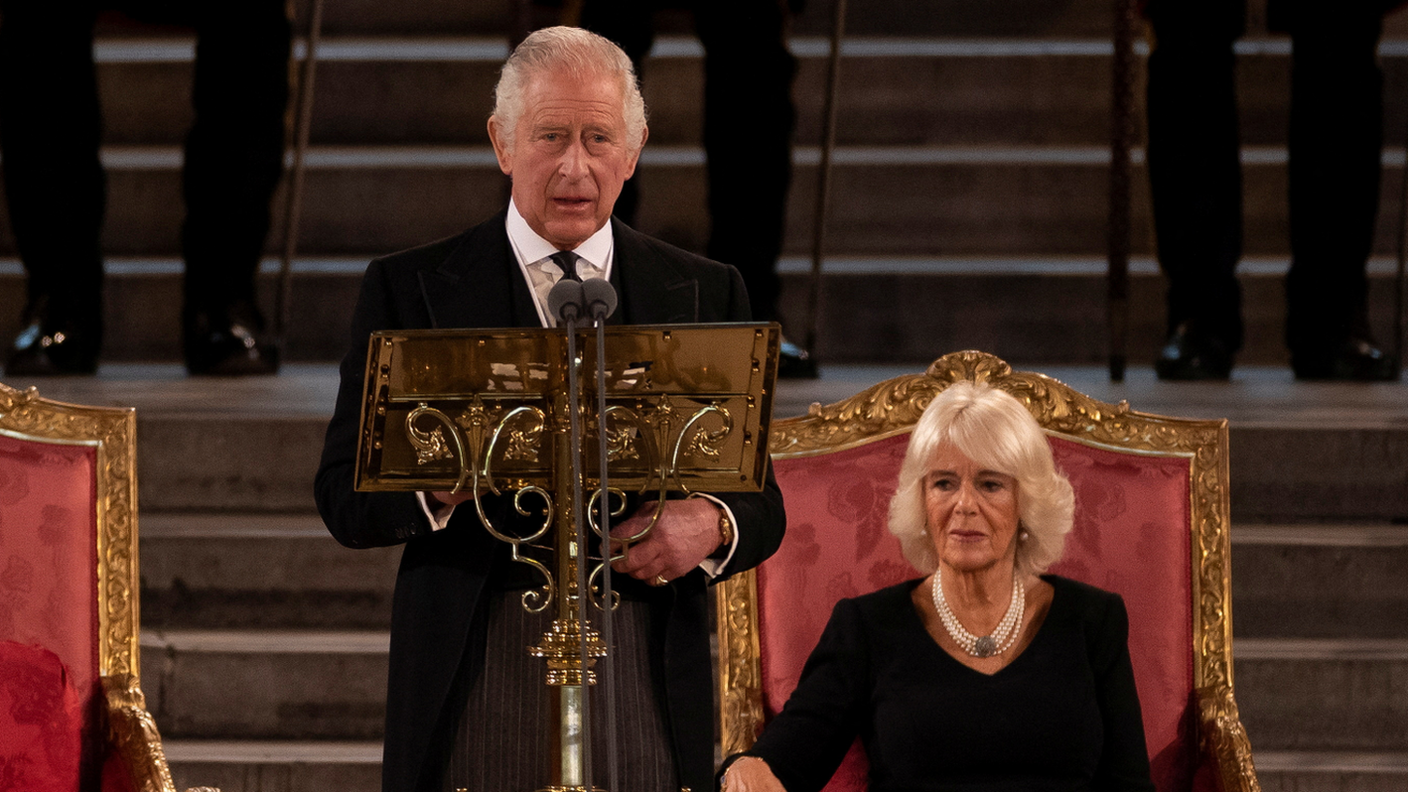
[489,68,645,250]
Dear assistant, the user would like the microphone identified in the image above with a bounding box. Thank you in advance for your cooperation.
[548,278,586,323]
[581,278,618,322]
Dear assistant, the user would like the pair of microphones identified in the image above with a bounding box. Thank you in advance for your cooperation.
[548,277,618,324]
[546,273,621,789]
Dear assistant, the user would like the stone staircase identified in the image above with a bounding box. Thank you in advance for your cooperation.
[2,0,1407,789]
[1,0,1404,366]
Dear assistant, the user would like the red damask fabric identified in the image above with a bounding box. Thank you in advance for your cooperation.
[100,746,138,792]
[760,433,1202,792]
[0,641,85,791]
[0,435,103,789]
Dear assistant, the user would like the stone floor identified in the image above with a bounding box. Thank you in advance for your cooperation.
[11,359,1408,427]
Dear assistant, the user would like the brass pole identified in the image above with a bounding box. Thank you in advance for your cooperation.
[804,0,847,361]
[276,0,323,348]
[530,328,605,792]
[1394,98,1406,374]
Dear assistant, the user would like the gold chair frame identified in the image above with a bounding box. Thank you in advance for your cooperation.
[0,382,215,792]
[715,351,1259,792]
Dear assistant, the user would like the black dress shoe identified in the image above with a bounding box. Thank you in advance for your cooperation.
[185,307,280,376]
[1154,322,1234,381]
[777,338,819,379]
[1291,336,1398,381]
[4,316,100,376]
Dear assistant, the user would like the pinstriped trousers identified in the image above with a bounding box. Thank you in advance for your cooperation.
[444,588,680,791]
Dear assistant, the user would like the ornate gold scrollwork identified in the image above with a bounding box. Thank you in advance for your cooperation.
[602,404,668,544]
[600,405,641,463]
[407,403,459,465]
[674,403,733,469]
[1197,685,1261,792]
[104,674,178,792]
[528,615,609,686]
[585,487,629,612]
[716,570,764,757]
[0,382,139,682]
[478,406,555,612]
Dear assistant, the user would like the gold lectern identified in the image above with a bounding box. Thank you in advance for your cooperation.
[355,323,779,792]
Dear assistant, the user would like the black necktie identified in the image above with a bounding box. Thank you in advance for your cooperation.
[550,250,580,282]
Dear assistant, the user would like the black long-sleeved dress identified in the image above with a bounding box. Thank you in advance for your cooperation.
[744,575,1156,792]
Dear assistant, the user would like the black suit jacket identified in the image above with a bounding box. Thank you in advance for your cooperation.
[315,211,786,792]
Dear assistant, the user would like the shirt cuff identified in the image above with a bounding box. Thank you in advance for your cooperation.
[416,491,456,531]
[690,493,740,578]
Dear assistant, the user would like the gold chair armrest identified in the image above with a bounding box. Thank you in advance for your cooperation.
[1196,684,1261,792]
[104,673,222,792]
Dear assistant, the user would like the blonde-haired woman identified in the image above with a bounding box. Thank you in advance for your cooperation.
[721,382,1155,792]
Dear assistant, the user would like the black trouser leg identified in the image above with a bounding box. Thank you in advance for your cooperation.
[0,0,105,344]
[1284,10,1384,358]
[696,0,795,323]
[578,0,655,229]
[1146,0,1247,351]
[579,1,796,323]
[180,0,290,330]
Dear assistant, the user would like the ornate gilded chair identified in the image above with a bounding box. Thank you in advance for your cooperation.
[716,351,1259,792]
[0,382,214,792]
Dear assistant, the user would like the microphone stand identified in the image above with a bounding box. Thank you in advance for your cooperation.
[584,278,620,792]
[540,279,599,791]
[538,277,619,792]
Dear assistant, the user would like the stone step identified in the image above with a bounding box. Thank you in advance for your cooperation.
[1231,525,1408,639]
[4,254,1405,367]
[140,514,399,630]
[86,36,1408,148]
[6,364,1407,522]
[0,147,1404,261]
[162,745,1408,792]
[140,630,388,740]
[138,627,1407,747]
[1235,639,1408,752]
[165,741,380,792]
[1253,751,1408,792]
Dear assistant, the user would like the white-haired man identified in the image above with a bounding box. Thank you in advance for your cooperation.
[315,26,785,792]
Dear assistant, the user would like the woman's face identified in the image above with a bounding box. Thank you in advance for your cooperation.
[924,442,1021,575]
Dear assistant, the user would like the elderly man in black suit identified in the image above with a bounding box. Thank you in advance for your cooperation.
[315,26,785,792]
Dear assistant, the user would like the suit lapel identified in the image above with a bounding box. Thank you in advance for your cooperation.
[611,218,699,325]
[417,211,539,329]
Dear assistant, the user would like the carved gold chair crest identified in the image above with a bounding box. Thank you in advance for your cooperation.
[0,381,216,792]
[716,351,1258,792]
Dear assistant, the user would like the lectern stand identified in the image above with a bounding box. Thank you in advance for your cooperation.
[355,322,780,792]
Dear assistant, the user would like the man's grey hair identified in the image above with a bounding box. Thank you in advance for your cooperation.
[887,381,1075,577]
[492,26,648,152]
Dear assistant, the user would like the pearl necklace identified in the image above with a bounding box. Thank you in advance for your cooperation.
[931,566,1025,658]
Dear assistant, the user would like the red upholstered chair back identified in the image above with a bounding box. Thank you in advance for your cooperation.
[0,381,197,792]
[715,352,1259,792]
[0,432,104,786]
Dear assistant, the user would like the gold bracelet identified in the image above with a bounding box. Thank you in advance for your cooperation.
[688,493,733,548]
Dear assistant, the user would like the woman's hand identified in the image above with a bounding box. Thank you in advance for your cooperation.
[722,756,786,792]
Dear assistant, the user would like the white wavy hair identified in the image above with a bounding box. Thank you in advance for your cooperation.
[491,26,648,153]
[887,381,1075,577]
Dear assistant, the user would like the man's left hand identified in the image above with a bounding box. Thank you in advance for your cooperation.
[609,497,724,584]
